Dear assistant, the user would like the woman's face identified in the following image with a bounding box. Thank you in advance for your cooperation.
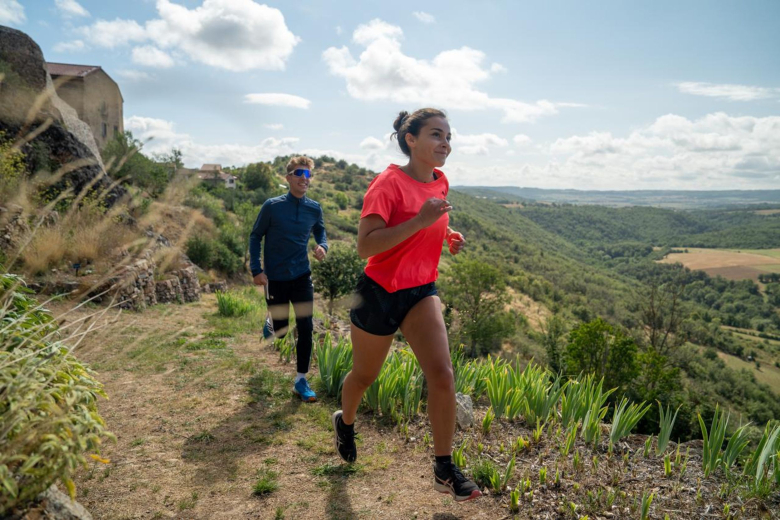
[406,116,452,168]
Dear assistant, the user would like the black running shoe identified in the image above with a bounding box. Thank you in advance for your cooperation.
[434,462,482,502]
[332,410,357,463]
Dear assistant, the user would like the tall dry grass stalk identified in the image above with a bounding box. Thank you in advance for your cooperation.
[0,80,203,514]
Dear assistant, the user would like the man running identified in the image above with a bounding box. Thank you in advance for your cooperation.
[249,156,328,402]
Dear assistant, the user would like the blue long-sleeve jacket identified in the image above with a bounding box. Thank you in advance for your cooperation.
[249,192,328,281]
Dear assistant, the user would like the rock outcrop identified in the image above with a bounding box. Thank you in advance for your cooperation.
[0,25,122,206]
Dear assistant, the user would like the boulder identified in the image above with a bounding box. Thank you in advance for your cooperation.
[0,25,122,206]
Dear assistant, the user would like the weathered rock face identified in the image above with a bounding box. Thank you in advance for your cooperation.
[0,25,122,206]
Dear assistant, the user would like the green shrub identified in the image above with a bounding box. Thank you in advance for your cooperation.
[186,235,214,268]
[211,241,243,276]
[215,291,257,317]
[0,273,113,514]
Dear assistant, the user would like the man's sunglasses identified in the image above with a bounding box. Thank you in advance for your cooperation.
[290,168,311,178]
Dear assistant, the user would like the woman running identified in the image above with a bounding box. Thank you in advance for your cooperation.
[332,108,481,502]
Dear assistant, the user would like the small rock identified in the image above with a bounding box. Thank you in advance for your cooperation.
[455,392,474,429]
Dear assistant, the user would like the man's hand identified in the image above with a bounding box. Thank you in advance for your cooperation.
[314,245,327,261]
[253,273,268,286]
[447,230,466,255]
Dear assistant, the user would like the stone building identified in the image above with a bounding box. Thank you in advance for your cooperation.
[45,62,123,150]
[197,164,237,189]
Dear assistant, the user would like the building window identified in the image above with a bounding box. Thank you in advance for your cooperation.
[114,125,118,136]
[102,123,107,138]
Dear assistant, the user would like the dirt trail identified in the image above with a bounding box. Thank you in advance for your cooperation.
[68,296,506,520]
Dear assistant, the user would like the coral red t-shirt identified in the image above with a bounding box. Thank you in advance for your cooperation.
[361,164,449,293]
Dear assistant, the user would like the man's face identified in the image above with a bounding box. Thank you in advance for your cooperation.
[286,166,312,197]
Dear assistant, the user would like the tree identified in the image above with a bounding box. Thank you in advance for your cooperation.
[565,318,638,393]
[634,281,685,402]
[311,243,365,315]
[243,162,276,192]
[101,131,169,196]
[440,258,517,357]
[541,314,566,373]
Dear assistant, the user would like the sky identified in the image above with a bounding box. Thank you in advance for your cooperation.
[3,0,780,190]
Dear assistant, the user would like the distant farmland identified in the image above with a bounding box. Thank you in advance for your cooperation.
[659,247,780,281]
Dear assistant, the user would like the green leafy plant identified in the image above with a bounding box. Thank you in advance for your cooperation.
[315,333,353,398]
[0,273,113,513]
[310,243,365,315]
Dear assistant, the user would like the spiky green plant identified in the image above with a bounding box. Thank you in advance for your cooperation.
[609,398,651,448]
[315,333,353,398]
[482,407,495,435]
[743,422,780,494]
[722,422,751,472]
[698,405,729,478]
[582,398,609,447]
[560,374,613,428]
[640,491,654,520]
[453,438,468,468]
[656,401,680,456]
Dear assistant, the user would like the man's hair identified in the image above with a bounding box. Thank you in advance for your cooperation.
[286,156,315,173]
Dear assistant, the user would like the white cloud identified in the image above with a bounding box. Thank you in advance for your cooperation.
[454,132,508,155]
[53,40,86,53]
[676,82,778,101]
[244,93,311,109]
[352,19,403,45]
[323,20,581,123]
[413,11,435,24]
[264,123,283,130]
[76,0,299,71]
[55,0,90,18]
[116,69,153,82]
[125,115,300,166]
[131,45,175,68]
[78,18,147,48]
[0,0,25,24]
[513,134,531,145]
[539,112,780,189]
[490,63,507,73]
[360,136,385,150]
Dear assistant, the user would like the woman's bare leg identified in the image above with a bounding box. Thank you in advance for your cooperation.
[399,296,455,456]
[340,326,393,424]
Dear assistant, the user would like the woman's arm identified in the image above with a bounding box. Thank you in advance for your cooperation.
[357,198,451,259]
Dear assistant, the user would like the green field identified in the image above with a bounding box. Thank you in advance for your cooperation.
[715,350,780,394]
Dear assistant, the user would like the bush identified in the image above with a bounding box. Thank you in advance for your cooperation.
[311,243,365,314]
[211,241,243,276]
[0,273,112,514]
[186,235,214,268]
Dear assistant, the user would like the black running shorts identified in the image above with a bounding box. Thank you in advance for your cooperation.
[350,273,438,336]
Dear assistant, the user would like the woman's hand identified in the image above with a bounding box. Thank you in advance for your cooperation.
[446,229,465,255]
[416,198,452,228]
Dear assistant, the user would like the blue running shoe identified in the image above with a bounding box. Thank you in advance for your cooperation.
[262,316,274,339]
[293,378,317,403]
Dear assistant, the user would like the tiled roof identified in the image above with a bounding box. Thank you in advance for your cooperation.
[199,164,222,171]
[46,62,101,78]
